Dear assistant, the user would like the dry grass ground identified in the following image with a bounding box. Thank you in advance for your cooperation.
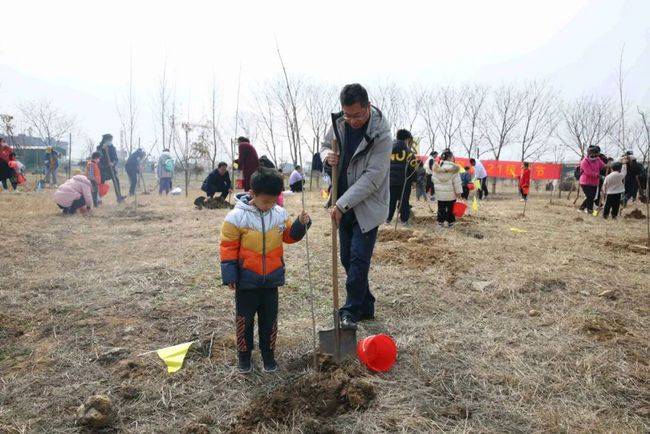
[0,175,648,433]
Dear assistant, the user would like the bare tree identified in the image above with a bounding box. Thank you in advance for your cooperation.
[205,78,227,170]
[459,84,489,158]
[18,99,76,149]
[157,64,171,153]
[271,76,303,166]
[434,85,465,152]
[255,86,281,167]
[559,95,617,159]
[517,81,558,162]
[635,108,649,166]
[116,58,138,156]
[419,87,439,154]
[482,85,523,160]
[303,82,336,187]
[481,85,524,192]
[373,82,406,134]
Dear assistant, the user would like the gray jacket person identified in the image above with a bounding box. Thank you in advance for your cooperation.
[320,83,391,330]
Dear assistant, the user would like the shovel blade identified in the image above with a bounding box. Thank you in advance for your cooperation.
[318,328,357,363]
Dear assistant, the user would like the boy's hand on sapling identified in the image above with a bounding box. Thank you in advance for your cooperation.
[299,210,311,225]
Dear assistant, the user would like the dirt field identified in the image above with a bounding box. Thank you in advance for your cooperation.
[1,175,648,433]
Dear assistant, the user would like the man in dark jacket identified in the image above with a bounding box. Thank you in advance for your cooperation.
[201,162,232,199]
[233,137,259,191]
[97,134,125,201]
[125,148,145,196]
[386,129,417,225]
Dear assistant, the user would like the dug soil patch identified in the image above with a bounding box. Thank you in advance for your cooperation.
[229,366,375,433]
[374,233,455,269]
[377,228,414,242]
[581,315,629,341]
[624,208,646,220]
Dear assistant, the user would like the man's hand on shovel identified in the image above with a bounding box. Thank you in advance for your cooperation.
[330,205,343,227]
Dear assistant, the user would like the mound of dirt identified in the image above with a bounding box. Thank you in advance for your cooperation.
[518,278,567,293]
[624,209,646,219]
[411,215,437,225]
[581,316,628,341]
[76,395,115,428]
[229,367,375,433]
[194,196,233,210]
[604,240,649,255]
[374,240,455,268]
[377,228,414,242]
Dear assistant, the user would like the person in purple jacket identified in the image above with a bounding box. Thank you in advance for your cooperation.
[289,165,305,192]
[578,145,606,214]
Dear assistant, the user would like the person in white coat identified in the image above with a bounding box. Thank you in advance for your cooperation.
[433,149,462,228]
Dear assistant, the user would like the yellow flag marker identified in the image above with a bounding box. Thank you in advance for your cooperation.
[475,179,481,191]
[156,341,194,373]
[510,227,527,234]
[472,196,479,213]
[321,188,329,199]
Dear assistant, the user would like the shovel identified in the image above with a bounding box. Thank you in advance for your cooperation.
[318,137,357,363]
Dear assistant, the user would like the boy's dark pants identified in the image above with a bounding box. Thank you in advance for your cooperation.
[235,288,278,357]
[437,200,456,224]
[603,193,621,219]
[338,212,378,321]
[127,169,138,195]
[387,183,412,223]
[90,181,99,207]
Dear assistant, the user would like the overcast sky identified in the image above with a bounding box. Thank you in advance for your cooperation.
[0,0,648,160]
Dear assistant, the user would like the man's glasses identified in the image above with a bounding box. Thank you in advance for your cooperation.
[343,108,369,121]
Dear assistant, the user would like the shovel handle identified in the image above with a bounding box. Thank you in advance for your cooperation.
[330,139,339,313]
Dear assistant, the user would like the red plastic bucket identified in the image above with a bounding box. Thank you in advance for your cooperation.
[452,201,467,218]
[357,334,397,373]
[467,182,475,191]
[235,179,244,189]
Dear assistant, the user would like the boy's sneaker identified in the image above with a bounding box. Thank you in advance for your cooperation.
[237,352,253,374]
[262,353,278,373]
[448,222,454,229]
[400,220,411,227]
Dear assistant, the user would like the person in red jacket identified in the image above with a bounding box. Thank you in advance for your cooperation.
[233,137,259,191]
[519,162,531,202]
[0,138,16,190]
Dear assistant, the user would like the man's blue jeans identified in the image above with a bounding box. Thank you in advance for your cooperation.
[338,212,378,321]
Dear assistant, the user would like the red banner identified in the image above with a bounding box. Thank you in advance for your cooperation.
[418,156,562,180]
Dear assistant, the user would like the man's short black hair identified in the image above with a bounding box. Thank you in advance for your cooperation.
[523,162,530,168]
[340,83,369,107]
[295,165,301,170]
[237,136,249,143]
[251,167,283,196]
[611,161,623,172]
[469,158,476,165]
[91,152,101,160]
[396,129,412,141]
[217,161,227,168]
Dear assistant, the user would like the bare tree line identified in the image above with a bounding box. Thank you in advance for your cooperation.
[5,52,649,172]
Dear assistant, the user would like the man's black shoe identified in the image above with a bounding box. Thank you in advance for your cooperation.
[340,314,358,330]
[358,313,375,322]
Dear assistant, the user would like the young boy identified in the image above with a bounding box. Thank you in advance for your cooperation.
[85,152,102,207]
[460,166,472,200]
[220,168,311,374]
[519,162,531,202]
[601,160,627,220]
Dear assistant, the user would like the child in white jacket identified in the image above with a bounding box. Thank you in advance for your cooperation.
[601,160,627,220]
[433,149,462,228]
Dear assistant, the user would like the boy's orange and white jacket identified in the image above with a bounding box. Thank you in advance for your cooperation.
[220,193,309,289]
